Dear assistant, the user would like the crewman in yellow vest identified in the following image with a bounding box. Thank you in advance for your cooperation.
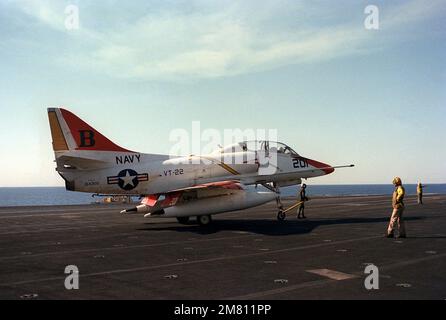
[386,177,406,238]
[417,182,424,204]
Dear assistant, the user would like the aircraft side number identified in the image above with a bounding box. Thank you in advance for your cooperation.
[292,158,308,169]
[163,169,184,176]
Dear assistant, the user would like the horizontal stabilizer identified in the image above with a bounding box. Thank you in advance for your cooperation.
[56,155,111,170]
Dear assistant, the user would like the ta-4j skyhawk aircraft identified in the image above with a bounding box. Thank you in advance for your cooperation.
[48,108,353,225]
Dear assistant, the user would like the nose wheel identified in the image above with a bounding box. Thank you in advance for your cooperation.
[277,210,286,221]
[274,185,286,221]
[274,183,285,221]
[261,182,286,221]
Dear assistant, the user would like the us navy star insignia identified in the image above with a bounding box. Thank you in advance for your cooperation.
[107,169,149,191]
[121,170,136,188]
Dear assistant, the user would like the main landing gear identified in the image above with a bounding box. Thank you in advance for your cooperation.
[197,215,212,226]
[176,217,190,224]
[176,215,212,226]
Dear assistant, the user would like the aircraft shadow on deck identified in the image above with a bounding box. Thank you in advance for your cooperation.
[137,216,424,236]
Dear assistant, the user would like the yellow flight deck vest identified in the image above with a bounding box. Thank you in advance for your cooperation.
[392,186,405,209]
[417,185,423,194]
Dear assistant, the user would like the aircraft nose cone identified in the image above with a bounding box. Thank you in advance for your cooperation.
[306,158,334,175]
[324,165,335,174]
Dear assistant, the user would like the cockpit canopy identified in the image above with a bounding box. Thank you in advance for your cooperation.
[218,141,299,156]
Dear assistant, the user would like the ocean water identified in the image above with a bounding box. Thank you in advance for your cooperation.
[281,184,446,197]
[0,184,445,207]
[0,187,101,207]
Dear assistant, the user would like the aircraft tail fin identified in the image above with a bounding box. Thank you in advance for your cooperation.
[47,107,132,153]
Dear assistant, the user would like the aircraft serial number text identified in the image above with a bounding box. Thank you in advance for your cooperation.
[164,169,184,176]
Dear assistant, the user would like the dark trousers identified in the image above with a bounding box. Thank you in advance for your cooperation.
[298,203,305,217]
[418,193,423,204]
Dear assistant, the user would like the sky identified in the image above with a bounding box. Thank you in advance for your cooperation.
[0,0,445,187]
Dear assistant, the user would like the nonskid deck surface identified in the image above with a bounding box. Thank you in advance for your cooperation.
[0,195,445,299]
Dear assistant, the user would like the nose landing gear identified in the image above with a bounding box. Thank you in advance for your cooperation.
[277,210,286,221]
[262,182,305,221]
[261,182,286,221]
[276,200,305,221]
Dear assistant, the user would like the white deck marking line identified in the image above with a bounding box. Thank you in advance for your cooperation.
[0,235,379,287]
[0,234,255,261]
[306,269,357,280]
[380,252,446,272]
[0,220,164,236]
[227,279,337,300]
[0,208,120,217]
[227,252,446,299]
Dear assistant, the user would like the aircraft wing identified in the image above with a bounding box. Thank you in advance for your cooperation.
[121,180,244,214]
[145,180,244,205]
[146,164,355,196]
[120,180,275,217]
[170,180,243,192]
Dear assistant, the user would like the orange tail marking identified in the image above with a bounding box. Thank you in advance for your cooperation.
[60,108,131,152]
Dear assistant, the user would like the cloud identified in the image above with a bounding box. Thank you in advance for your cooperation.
[67,6,367,81]
[9,0,67,31]
[383,0,446,28]
[6,0,445,81]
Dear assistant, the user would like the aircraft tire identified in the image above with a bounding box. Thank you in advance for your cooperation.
[197,215,212,226]
[176,217,190,224]
[277,211,286,221]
